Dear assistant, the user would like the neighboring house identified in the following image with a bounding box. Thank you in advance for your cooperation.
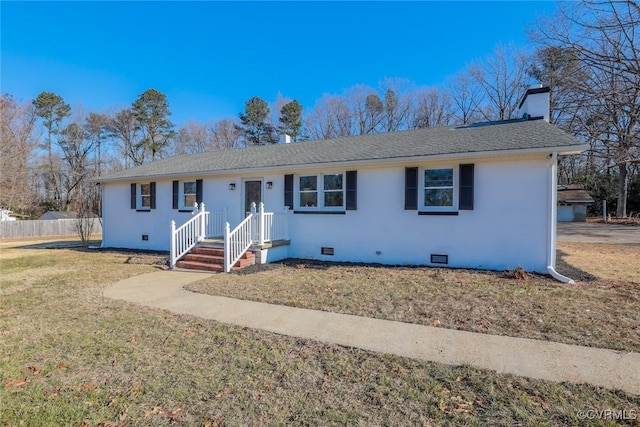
[557,185,594,222]
[0,210,17,221]
[95,87,586,282]
[38,211,99,220]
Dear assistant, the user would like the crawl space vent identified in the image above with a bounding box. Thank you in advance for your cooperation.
[430,254,448,264]
[321,247,334,256]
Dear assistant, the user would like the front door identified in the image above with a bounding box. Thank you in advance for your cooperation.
[244,180,262,215]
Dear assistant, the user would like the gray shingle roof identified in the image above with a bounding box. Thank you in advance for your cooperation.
[558,185,595,203]
[97,118,585,182]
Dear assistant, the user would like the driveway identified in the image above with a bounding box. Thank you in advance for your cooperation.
[557,222,640,244]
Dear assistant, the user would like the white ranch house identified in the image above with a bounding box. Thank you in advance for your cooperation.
[96,87,586,281]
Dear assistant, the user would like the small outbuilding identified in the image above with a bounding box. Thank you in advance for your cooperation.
[557,185,594,222]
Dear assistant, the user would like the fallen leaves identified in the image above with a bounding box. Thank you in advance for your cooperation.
[438,386,475,415]
[215,387,233,398]
[4,378,28,388]
[143,406,184,422]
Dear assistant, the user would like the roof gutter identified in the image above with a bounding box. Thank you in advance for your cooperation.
[546,151,575,284]
[93,143,589,184]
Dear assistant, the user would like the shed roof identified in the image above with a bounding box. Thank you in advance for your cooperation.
[97,118,585,182]
[558,185,595,203]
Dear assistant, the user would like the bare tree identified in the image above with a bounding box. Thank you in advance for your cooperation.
[58,119,94,211]
[85,112,109,176]
[468,44,530,121]
[0,94,37,213]
[305,94,353,140]
[409,87,456,129]
[106,108,145,168]
[173,119,241,154]
[344,85,380,135]
[74,207,97,247]
[211,119,241,150]
[446,73,483,125]
[174,120,209,155]
[379,78,413,132]
[532,0,640,216]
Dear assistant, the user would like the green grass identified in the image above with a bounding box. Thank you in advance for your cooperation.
[1,242,639,426]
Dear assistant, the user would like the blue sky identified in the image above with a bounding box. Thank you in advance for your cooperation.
[1,1,558,126]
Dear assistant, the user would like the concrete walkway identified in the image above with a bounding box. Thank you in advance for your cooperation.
[104,270,640,395]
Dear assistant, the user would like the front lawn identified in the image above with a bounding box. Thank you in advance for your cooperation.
[187,242,640,353]
[1,241,638,426]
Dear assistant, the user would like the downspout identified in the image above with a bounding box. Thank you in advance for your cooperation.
[99,182,105,249]
[547,152,575,284]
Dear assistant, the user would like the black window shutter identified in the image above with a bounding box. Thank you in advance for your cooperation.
[404,167,418,210]
[130,183,136,209]
[459,164,474,210]
[284,174,293,209]
[150,182,156,209]
[196,179,203,205]
[172,181,179,209]
[346,170,357,210]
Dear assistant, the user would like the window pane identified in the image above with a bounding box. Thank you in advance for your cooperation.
[140,183,151,196]
[425,188,453,207]
[300,192,317,207]
[184,195,196,207]
[323,174,343,191]
[424,169,453,187]
[299,176,317,191]
[324,191,343,207]
[183,181,196,194]
[141,195,151,208]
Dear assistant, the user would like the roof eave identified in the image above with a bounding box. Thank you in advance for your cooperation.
[93,143,588,184]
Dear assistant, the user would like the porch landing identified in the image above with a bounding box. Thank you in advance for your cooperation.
[175,238,291,272]
[199,237,291,251]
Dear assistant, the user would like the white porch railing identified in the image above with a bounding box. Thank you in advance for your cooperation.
[170,202,207,269]
[250,202,289,245]
[224,214,253,273]
[205,209,227,237]
[171,201,290,272]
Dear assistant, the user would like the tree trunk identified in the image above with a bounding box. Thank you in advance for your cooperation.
[616,162,629,218]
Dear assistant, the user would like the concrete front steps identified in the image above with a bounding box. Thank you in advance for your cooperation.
[176,246,255,272]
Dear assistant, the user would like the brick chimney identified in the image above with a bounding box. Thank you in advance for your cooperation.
[518,85,550,122]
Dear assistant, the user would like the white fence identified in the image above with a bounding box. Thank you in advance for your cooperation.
[0,219,103,239]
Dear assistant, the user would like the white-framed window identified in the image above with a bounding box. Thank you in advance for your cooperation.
[323,174,344,207]
[181,181,197,209]
[422,167,456,210]
[297,173,344,210]
[299,175,318,207]
[139,183,151,210]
